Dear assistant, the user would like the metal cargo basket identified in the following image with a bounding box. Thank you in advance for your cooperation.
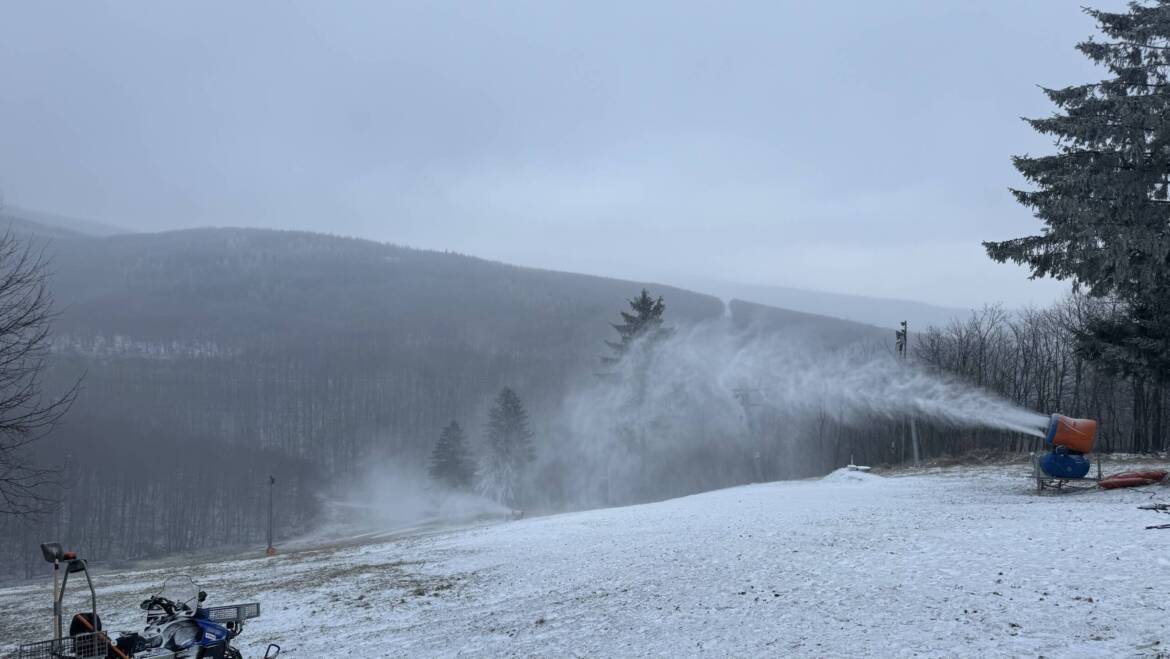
[17,632,113,659]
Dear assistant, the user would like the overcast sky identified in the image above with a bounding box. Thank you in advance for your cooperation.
[0,1,1127,308]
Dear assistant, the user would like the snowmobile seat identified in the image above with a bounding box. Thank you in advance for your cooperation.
[71,612,102,635]
[68,613,106,658]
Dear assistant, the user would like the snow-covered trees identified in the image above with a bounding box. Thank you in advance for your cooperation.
[428,421,477,490]
[478,388,535,507]
[985,2,1170,384]
[595,290,679,502]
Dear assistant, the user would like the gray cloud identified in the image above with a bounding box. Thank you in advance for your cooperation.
[0,0,1121,307]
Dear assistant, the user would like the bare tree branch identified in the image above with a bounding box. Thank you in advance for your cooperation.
[0,219,79,517]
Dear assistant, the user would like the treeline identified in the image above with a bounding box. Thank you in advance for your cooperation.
[0,228,739,576]
[428,387,536,509]
[913,296,1167,456]
[421,291,1170,513]
[0,417,321,578]
[978,3,1170,452]
[767,295,1170,468]
[10,225,1156,577]
[589,293,1170,493]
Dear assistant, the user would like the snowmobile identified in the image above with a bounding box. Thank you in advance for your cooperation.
[16,543,281,659]
[113,574,279,659]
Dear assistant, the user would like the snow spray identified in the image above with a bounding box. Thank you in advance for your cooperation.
[545,315,1072,505]
[563,319,1050,444]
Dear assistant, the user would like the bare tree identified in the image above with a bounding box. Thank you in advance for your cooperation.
[0,226,77,516]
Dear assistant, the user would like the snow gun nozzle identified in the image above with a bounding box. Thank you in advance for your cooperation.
[1044,414,1099,454]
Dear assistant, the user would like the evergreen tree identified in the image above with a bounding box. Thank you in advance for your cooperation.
[985,2,1170,382]
[479,388,535,506]
[596,291,676,501]
[601,289,674,367]
[428,421,477,490]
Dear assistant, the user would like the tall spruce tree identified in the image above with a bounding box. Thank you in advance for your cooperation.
[479,388,535,506]
[597,291,676,501]
[601,289,673,367]
[428,421,477,490]
[985,2,1170,382]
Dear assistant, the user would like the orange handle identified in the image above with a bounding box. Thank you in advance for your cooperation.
[72,614,131,659]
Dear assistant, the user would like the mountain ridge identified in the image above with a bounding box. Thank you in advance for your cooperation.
[1,204,130,238]
[674,277,970,330]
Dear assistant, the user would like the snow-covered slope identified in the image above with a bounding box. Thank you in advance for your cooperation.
[3,466,1168,657]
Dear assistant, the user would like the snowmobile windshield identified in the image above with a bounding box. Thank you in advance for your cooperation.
[154,574,201,613]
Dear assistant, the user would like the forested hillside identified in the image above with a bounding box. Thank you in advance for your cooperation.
[42,228,731,468]
[2,222,1165,578]
[2,226,885,576]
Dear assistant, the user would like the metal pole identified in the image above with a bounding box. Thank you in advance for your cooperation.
[910,417,920,464]
[908,320,920,464]
[898,321,921,465]
[265,475,276,556]
[52,559,61,641]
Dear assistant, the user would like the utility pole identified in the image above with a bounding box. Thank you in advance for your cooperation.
[896,321,921,464]
[265,475,277,557]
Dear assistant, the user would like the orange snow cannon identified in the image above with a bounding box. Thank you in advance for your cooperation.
[1044,414,1098,454]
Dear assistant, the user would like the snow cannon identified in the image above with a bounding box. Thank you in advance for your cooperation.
[1043,414,1098,454]
[1036,414,1098,481]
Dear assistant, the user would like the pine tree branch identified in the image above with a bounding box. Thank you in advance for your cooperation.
[1107,40,1170,52]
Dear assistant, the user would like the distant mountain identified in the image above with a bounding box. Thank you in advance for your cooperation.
[36,227,890,477]
[0,205,129,238]
[677,278,971,331]
[43,228,891,359]
[46,228,725,355]
[0,208,965,330]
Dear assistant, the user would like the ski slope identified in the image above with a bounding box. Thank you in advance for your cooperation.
[3,465,1169,657]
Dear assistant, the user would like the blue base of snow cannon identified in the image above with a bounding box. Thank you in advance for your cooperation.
[1039,449,1091,479]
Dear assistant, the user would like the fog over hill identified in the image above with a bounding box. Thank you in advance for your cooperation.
[38,227,885,450]
[1,203,964,330]
[1,204,130,238]
[679,277,972,331]
[2,222,894,574]
[1,3,1165,656]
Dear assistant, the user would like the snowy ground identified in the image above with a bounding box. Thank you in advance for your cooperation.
[3,464,1170,658]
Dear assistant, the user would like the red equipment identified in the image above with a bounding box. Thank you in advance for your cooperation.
[1099,470,1168,490]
